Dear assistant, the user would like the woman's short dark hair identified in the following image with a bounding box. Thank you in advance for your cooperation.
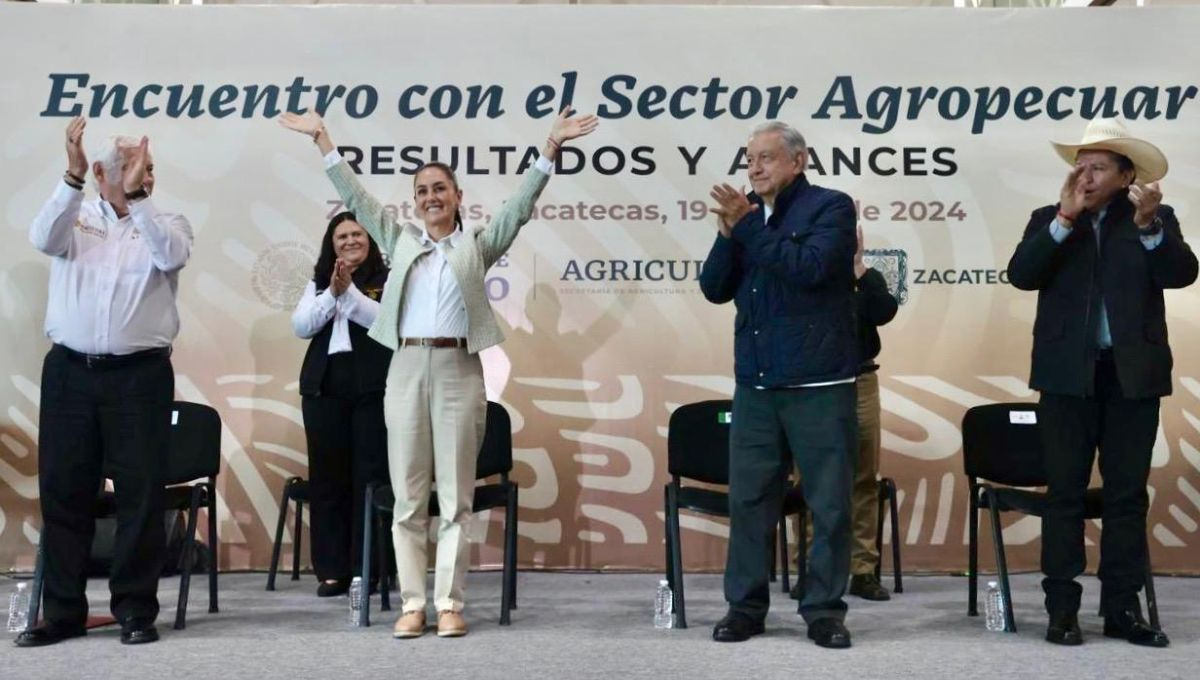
[312,211,386,290]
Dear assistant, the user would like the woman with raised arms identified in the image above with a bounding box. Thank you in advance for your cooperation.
[280,107,597,638]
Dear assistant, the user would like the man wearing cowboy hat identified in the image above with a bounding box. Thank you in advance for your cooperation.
[1008,118,1196,648]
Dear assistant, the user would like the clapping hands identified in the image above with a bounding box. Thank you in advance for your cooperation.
[330,259,351,297]
[709,184,757,238]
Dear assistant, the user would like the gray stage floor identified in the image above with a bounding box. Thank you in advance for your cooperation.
[1,572,1196,679]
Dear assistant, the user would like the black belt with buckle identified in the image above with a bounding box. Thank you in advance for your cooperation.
[399,337,467,349]
[58,344,172,369]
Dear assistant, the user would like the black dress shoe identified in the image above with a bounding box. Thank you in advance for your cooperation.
[807,617,852,649]
[13,621,87,648]
[120,619,159,645]
[1103,608,1169,648]
[317,580,351,597]
[711,611,765,643]
[1045,612,1083,646]
[848,574,891,601]
[789,579,806,602]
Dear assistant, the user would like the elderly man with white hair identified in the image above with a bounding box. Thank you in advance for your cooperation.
[701,121,858,649]
[16,117,192,648]
[1008,118,1196,648]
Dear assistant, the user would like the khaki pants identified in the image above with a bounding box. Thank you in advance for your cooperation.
[797,371,882,576]
[384,346,485,613]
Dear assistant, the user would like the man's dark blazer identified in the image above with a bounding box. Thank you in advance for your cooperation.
[1007,193,1197,399]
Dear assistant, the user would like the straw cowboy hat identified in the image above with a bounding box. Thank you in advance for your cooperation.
[1051,118,1168,183]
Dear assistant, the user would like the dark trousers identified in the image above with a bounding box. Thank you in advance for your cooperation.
[1039,353,1159,616]
[301,355,389,582]
[725,382,856,624]
[37,344,173,625]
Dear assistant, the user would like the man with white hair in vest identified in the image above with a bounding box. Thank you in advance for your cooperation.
[16,117,192,648]
[1008,118,1196,648]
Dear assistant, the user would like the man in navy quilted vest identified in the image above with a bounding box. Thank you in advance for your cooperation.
[701,121,859,649]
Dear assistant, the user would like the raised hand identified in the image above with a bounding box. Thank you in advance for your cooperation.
[279,111,333,154]
[279,111,325,138]
[1058,164,1086,222]
[65,117,88,179]
[1128,181,1162,229]
[548,107,599,144]
[122,137,150,194]
[709,183,757,238]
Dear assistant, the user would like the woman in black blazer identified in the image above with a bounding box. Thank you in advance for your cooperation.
[292,211,392,596]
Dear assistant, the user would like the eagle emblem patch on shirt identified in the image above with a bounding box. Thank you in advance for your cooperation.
[75,219,106,238]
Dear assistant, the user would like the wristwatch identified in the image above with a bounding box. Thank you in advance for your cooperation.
[125,187,148,202]
[1140,216,1163,237]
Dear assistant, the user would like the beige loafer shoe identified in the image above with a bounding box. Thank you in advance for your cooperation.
[437,610,468,638]
[392,610,426,639]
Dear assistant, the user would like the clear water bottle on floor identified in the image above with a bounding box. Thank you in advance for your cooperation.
[984,580,1006,632]
[348,577,364,627]
[654,579,674,629]
[7,582,31,633]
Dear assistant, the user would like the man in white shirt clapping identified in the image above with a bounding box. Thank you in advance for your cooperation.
[16,117,193,648]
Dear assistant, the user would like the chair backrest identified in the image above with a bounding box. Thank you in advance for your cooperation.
[476,401,512,480]
[960,402,1047,487]
[667,400,733,485]
[165,401,222,485]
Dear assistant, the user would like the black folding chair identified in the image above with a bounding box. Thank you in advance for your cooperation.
[663,400,796,629]
[26,401,222,631]
[359,401,518,626]
[782,476,903,596]
[265,476,309,591]
[962,402,1160,633]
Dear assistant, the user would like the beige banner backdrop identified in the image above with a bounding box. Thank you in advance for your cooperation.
[1,5,1198,575]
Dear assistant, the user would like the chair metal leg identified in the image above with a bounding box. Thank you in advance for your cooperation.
[359,484,374,627]
[983,489,1016,633]
[206,481,219,613]
[667,484,687,629]
[875,481,886,583]
[663,485,674,594]
[26,538,45,630]
[968,484,979,617]
[292,499,304,581]
[266,479,292,591]
[885,478,903,593]
[508,486,519,611]
[377,509,391,612]
[500,483,517,625]
[175,485,203,630]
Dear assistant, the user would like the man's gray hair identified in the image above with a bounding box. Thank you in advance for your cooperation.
[91,134,140,191]
[751,121,807,157]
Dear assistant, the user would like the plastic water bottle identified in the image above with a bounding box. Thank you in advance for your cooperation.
[348,577,364,626]
[7,582,31,633]
[654,579,674,629]
[984,581,1006,632]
